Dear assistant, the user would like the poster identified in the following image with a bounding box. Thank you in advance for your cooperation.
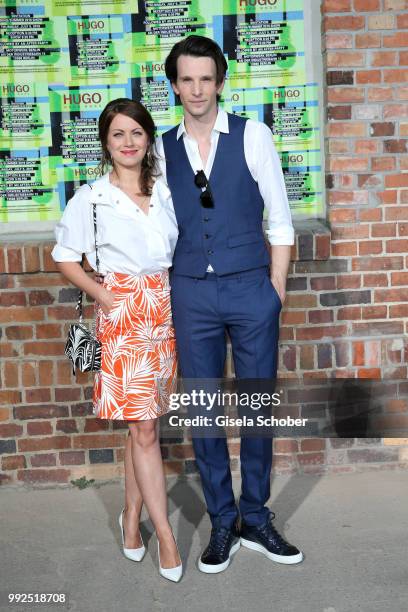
[0,0,323,223]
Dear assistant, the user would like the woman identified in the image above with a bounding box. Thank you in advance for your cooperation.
[52,98,182,582]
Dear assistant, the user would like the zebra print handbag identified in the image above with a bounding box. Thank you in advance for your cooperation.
[64,199,102,375]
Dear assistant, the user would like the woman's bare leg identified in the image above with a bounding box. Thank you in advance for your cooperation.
[128,419,180,568]
[123,430,144,548]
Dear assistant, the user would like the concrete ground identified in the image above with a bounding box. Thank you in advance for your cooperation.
[0,471,407,612]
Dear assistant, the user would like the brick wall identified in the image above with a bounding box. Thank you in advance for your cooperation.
[1,0,408,486]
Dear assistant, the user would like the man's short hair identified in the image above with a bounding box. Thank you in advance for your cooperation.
[165,35,228,85]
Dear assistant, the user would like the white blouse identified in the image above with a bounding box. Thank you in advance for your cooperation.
[51,173,179,276]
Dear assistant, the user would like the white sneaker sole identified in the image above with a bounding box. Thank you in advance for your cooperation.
[198,540,241,574]
[240,538,303,565]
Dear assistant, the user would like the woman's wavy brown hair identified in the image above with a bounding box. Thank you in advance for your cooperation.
[97,98,158,196]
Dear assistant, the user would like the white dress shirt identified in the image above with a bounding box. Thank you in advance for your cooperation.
[156,107,295,247]
[52,173,178,276]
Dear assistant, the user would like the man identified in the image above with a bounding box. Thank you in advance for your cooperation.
[156,35,303,573]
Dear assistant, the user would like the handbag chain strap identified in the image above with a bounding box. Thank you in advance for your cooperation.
[76,199,99,325]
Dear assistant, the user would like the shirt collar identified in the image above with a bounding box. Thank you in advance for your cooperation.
[176,107,229,140]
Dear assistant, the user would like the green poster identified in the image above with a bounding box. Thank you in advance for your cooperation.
[0,12,69,82]
[0,82,51,149]
[0,154,59,222]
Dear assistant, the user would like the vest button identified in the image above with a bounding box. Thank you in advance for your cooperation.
[204,234,210,239]
[207,250,213,255]
[204,217,209,222]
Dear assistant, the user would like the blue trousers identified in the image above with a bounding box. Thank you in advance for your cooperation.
[170,266,282,528]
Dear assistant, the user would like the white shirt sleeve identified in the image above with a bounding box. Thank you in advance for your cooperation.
[51,184,94,262]
[244,120,295,246]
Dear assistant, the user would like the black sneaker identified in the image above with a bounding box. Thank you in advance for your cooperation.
[198,523,241,574]
[241,512,303,565]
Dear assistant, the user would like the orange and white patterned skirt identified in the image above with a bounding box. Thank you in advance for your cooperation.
[93,271,177,420]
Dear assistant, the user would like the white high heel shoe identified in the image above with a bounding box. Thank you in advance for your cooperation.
[158,537,183,583]
[118,509,146,562]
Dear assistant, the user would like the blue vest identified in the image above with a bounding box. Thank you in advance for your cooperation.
[162,113,270,277]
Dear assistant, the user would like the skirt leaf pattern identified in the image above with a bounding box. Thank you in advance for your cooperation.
[93,271,177,420]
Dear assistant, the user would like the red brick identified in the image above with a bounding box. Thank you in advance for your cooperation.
[4,362,19,388]
[18,436,71,452]
[281,311,306,325]
[391,271,408,285]
[23,246,40,273]
[359,208,382,222]
[327,51,365,68]
[17,273,66,288]
[25,388,51,403]
[30,453,57,467]
[0,390,21,405]
[324,16,365,31]
[384,139,408,153]
[399,51,408,65]
[338,306,362,321]
[329,208,357,223]
[399,222,408,236]
[322,0,351,11]
[27,421,53,436]
[55,388,81,402]
[372,157,396,172]
[274,439,298,453]
[29,290,55,306]
[328,105,352,120]
[7,248,23,273]
[386,239,408,253]
[56,419,78,433]
[384,0,407,9]
[14,405,69,420]
[310,277,336,291]
[352,256,403,271]
[0,291,26,307]
[23,342,65,356]
[383,33,408,48]
[285,294,317,309]
[22,363,37,387]
[361,305,388,318]
[42,245,58,272]
[84,419,109,432]
[296,325,347,341]
[38,361,54,386]
[356,70,381,84]
[59,451,86,465]
[328,123,367,138]
[309,310,334,324]
[385,175,408,189]
[36,324,62,339]
[0,248,5,274]
[359,240,383,255]
[384,69,408,84]
[386,399,408,413]
[371,51,398,67]
[368,87,394,102]
[57,362,73,385]
[0,408,11,421]
[327,87,365,103]
[316,235,331,260]
[73,434,125,449]
[368,14,394,29]
[337,274,361,289]
[5,325,33,340]
[326,33,353,49]
[397,14,408,28]
[332,242,357,257]
[385,207,408,221]
[47,306,76,320]
[363,273,389,287]
[370,122,395,137]
[357,368,381,379]
[375,288,408,302]
[0,423,23,437]
[2,455,26,470]
[332,226,369,240]
[355,0,381,7]
[0,307,44,324]
[355,32,381,48]
[17,469,70,483]
[300,439,326,452]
